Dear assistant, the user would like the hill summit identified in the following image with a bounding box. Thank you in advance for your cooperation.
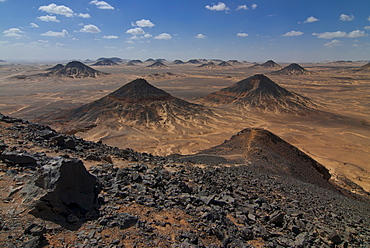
[46,61,106,78]
[271,63,311,75]
[200,74,316,114]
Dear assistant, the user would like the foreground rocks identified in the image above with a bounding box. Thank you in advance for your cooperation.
[0,113,369,247]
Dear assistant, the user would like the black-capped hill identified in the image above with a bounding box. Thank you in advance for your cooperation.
[271,63,311,75]
[92,59,118,66]
[199,74,317,114]
[46,61,106,78]
[38,78,215,132]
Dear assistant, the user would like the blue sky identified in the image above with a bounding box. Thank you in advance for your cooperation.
[1,0,369,62]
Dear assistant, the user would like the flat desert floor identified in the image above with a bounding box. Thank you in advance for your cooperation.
[0,61,369,193]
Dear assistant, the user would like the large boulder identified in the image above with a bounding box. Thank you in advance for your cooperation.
[22,157,99,216]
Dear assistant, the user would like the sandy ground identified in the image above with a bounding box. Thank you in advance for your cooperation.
[0,61,369,192]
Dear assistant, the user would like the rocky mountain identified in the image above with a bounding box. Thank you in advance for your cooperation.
[45,61,106,78]
[92,59,118,66]
[38,78,214,132]
[173,60,185,64]
[218,61,233,67]
[176,128,336,191]
[46,63,64,71]
[198,62,218,69]
[97,57,124,63]
[187,59,201,64]
[147,61,168,68]
[199,74,317,114]
[271,63,311,75]
[358,62,370,71]
[0,113,369,247]
[228,60,242,65]
[252,60,281,69]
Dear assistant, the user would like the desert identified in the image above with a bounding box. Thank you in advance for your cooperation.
[1,60,369,194]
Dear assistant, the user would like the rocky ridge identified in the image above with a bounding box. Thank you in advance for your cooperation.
[45,61,106,78]
[0,113,369,247]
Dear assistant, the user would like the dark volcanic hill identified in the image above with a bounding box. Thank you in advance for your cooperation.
[97,57,123,63]
[271,63,311,75]
[92,59,118,66]
[177,128,337,191]
[186,59,201,64]
[200,74,317,114]
[46,63,64,71]
[147,61,168,68]
[228,60,242,65]
[40,78,214,132]
[218,61,233,67]
[252,60,281,69]
[358,62,370,71]
[46,61,106,78]
[173,60,185,64]
[198,62,218,69]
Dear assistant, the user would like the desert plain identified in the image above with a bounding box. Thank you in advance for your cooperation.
[0,60,369,194]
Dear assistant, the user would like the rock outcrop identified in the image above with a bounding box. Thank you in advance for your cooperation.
[271,63,311,75]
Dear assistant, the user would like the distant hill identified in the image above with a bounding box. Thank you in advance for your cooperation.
[44,61,106,78]
[187,59,201,64]
[147,61,168,68]
[46,63,64,71]
[271,63,311,75]
[198,62,218,69]
[218,61,233,67]
[252,60,282,69]
[357,62,370,71]
[92,59,118,66]
[173,60,185,64]
[97,57,123,63]
[228,60,242,65]
[199,74,317,114]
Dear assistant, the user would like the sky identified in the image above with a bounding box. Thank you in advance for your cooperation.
[1,0,370,62]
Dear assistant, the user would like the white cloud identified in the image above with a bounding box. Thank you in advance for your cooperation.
[368,16,370,21]
[78,13,91,18]
[196,34,206,39]
[282,30,303,37]
[126,28,145,35]
[348,30,367,38]
[205,2,230,11]
[154,33,172,40]
[30,23,39,28]
[0,0,7,2]
[313,30,367,39]
[3,28,25,39]
[41,29,69,38]
[365,26,370,30]
[237,5,248,10]
[37,15,60,22]
[133,19,155,28]
[324,39,341,48]
[340,14,355,21]
[303,16,319,23]
[237,32,248,37]
[89,0,114,10]
[79,24,101,33]
[143,33,152,38]
[38,3,74,17]
[251,4,257,10]
[103,35,119,39]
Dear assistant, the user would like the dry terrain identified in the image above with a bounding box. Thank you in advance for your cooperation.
[0,61,369,193]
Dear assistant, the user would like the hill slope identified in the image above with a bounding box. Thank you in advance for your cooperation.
[46,61,106,78]
[271,63,311,75]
